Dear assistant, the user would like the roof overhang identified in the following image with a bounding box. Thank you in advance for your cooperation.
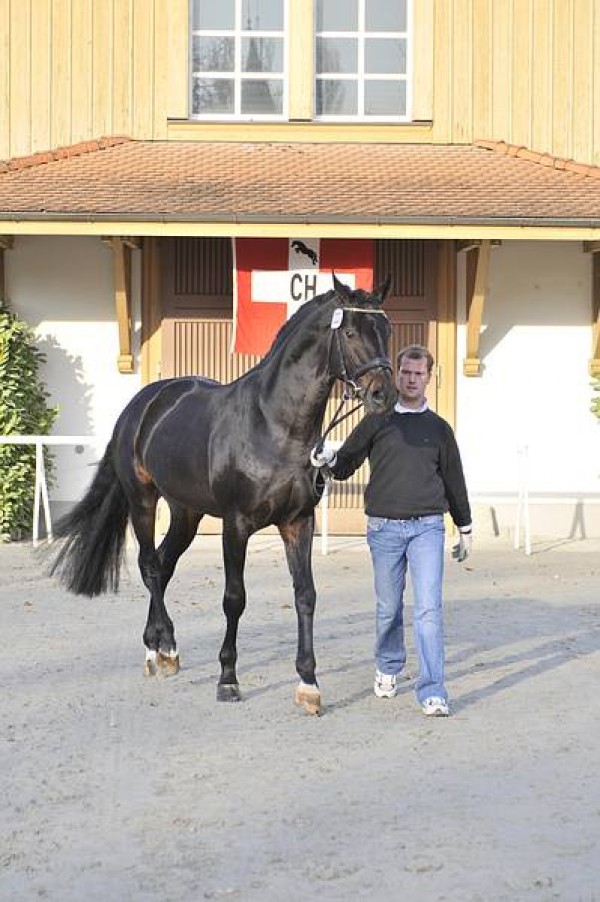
[3,219,600,241]
[2,138,600,241]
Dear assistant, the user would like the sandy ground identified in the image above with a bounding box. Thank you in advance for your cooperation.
[1,531,599,902]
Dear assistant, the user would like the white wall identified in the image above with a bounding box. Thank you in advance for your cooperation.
[456,241,600,537]
[6,236,142,503]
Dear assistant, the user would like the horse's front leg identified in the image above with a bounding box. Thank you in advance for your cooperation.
[217,517,250,702]
[279,516,321,716]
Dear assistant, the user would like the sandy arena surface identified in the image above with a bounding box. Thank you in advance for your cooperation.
[1,531,599,901]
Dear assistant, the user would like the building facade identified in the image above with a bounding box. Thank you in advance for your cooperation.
[1,0,599,537]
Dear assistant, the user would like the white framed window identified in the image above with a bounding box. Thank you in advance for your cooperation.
[190,0,287,119]
[315,0,412,121]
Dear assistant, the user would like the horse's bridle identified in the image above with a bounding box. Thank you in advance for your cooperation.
[317,306,393,449]
[331,306,392,401]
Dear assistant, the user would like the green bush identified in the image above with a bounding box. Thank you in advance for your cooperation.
[0,301,58,540]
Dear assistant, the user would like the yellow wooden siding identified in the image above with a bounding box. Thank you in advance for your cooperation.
[288,0,314,120]
[472,0,492,140]
[412,0,434,121]
[113,0,133,137]
[1,0,600,165]
[0,0,171,159]
[435,0,600,165]
[71,0,93,144]
[0,1,8,153]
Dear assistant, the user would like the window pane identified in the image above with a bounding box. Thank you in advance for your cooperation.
[241,79,283,113]
[365,38,406,74]
[365,0,407,32]
[364,79,406,116]
[316,0,358,32]
[242,36,283,72]
[192,78,234,114]
[192,36,234,73]
[192,0,235,30]
[242,0,283,31]
[316,37,358,74]
[316,79,357,115]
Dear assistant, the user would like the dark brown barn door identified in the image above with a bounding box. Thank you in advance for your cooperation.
[160,237,261,380]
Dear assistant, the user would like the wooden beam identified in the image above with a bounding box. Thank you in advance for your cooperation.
[436,241,457,426]
[0,237,13,303]
[102,235,142,250]
[457,239,481,254]
[463,239,491,377]
[111,237,135,374]
[583,241,600,254]
[0,247,6,304]
[590,253,600,377]
[457,239,502,254]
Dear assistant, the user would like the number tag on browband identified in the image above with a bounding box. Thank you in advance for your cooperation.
[331,308,344,330]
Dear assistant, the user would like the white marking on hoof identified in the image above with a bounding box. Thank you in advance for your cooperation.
[143,648,180,677]
[294,681,322,716]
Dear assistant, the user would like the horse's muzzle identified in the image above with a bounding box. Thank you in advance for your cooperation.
[360,366,396,413]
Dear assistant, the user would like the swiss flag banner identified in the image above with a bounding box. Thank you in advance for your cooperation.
[232,238,374,355]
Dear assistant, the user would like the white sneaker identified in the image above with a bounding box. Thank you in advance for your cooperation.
[374,670,397,699]
[421,696,450,717]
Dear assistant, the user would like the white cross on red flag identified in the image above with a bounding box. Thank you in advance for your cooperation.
[232,238,374,355]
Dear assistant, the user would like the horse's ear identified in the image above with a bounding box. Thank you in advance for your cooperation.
[332,271,352,303]
[373,274,392,305]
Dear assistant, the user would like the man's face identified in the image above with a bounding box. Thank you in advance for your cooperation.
[396,356,431,408]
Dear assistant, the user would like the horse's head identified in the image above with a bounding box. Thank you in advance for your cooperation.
[329,274,396,413]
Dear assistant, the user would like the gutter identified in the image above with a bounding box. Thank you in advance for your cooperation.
[1,211,600,229]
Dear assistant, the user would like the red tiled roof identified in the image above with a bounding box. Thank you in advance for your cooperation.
[1,137,600,226]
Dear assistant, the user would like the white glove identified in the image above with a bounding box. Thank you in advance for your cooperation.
[310,444,337,468]
[452,526,472,563]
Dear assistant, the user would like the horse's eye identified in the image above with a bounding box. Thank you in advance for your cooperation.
[344,328,355,339]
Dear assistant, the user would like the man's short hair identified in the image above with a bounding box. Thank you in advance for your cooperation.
[396,344,434,374]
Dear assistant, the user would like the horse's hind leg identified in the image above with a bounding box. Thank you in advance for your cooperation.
[217,518,250,702]
[134,504,200,676]
[128,494,180,677]
[157,504,202,591]
[279,516,321,716]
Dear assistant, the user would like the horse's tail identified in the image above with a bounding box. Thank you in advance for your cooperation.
[50,440,130,597]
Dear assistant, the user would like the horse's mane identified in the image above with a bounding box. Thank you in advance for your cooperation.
[258,285,380,366]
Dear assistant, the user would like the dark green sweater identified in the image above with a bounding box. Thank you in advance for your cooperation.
[331,409,471,527]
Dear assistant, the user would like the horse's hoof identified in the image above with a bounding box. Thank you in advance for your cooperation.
[144,650,180,678]
[217,682,242,702]
[294,683,322,716]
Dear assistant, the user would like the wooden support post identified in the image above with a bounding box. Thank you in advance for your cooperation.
[102,237,141,374]
[112,238,134,373]
[0,236,14,303]
[591,252,600,378]
[583,242,600,377]
[462,239,491,376]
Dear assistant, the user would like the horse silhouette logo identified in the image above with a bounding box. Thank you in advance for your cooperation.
[291,240,318,266]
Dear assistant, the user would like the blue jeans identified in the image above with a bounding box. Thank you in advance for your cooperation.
[366,514,447,704]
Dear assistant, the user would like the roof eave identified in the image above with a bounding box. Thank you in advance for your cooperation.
[2,211,600,241]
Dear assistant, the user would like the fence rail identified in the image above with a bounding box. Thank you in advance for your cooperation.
[0,436,98,546]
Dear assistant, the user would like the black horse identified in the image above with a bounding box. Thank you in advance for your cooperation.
[51,275,395,714]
